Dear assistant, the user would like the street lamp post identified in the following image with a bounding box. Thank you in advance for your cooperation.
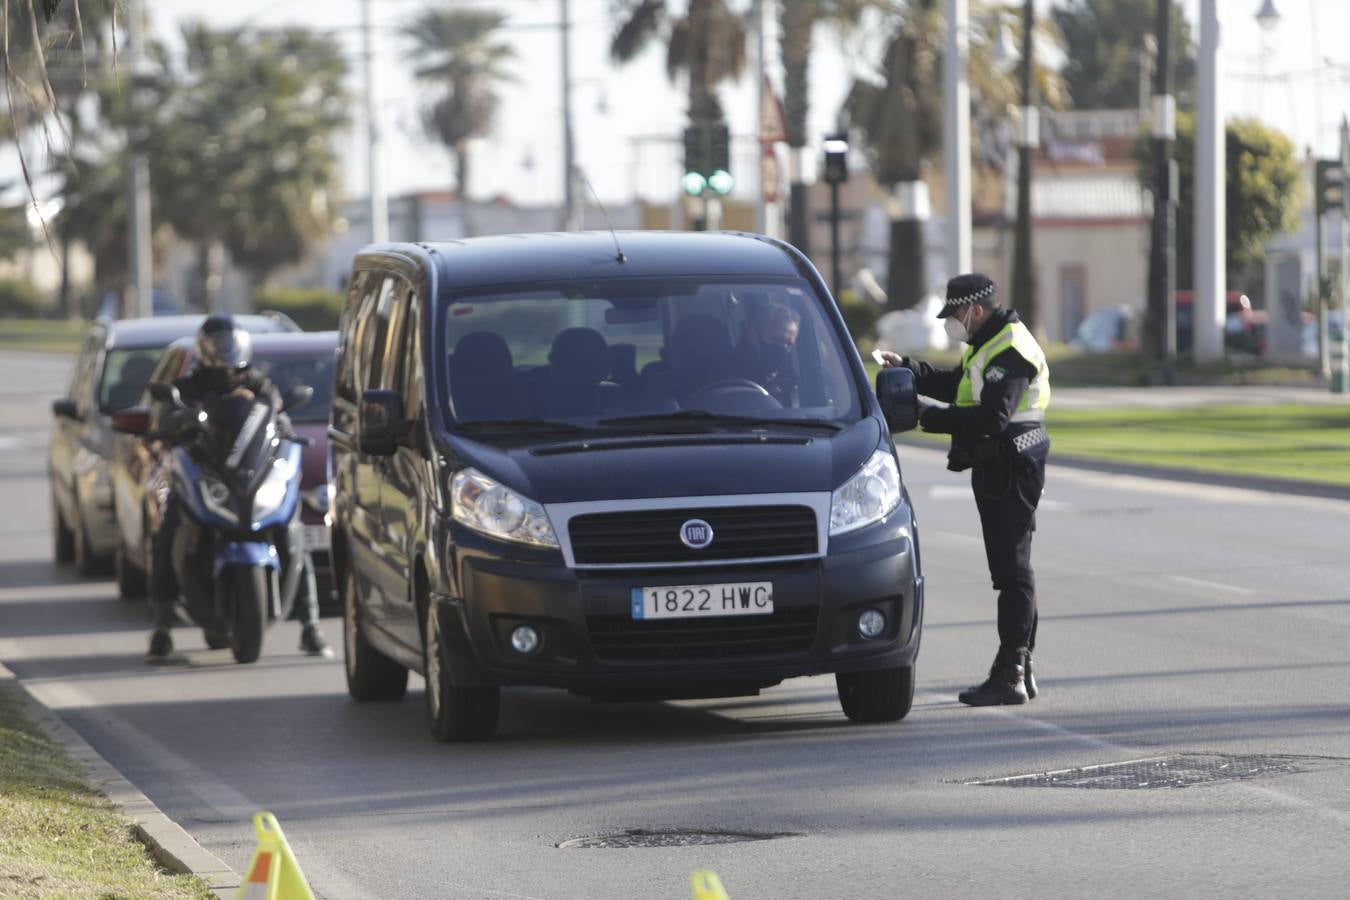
[560,0,582,232]
[823,134,849,294]
[127,0,153,319]
[944,0,972,278]
[1147,0,1176,379]
[1010,0,1037,329]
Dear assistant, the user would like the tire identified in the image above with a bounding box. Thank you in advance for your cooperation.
[204,630,231,650]
[837,664,915,723]
[52,489,75,565]
[230,567,268,664]
[73,510,112,577]
[114,541,146,600]
[423,601,499,743]
[341,563,408,701]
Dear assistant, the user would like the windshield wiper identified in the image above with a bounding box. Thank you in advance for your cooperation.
[454,417,590,434]
[598,411,843,432]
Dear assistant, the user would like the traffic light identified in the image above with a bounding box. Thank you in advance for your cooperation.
[682,121,734,196]
[1316,159,1344,218]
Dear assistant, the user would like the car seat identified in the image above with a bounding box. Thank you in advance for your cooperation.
[449,331,519,422]
[544,327,614,416]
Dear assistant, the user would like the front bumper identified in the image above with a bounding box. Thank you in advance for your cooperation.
[433,533,922,695]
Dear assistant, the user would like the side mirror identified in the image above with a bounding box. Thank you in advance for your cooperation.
[283,385,314,413]
[51,398,80,421]
[111,407,150,436]
[876,367,919,433]
[358,389,407,456]
[148,381,184,408]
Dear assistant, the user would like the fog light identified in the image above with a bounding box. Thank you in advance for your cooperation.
[510,625,541,655]
[857,609,886,639]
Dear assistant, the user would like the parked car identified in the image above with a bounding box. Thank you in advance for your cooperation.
[107,332,338,613]
[1070,306,1139,353]
[1174,290,1252,354]
[331,231,925,742]
[49,314,298,575]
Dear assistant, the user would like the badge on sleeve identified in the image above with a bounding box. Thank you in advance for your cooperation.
[986,366,1007,383]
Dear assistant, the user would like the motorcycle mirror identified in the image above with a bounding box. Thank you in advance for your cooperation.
[148,381,185,408]
[284,385,314,413]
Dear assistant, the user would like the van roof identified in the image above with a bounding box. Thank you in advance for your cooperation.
[364,231,809,291]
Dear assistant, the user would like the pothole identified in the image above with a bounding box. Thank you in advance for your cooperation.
[558,829,796,849]
[964,753,1350,790]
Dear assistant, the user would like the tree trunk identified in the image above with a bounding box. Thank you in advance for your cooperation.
[198,240,226,314]
[455,141,474,237]
[887,218,927,312]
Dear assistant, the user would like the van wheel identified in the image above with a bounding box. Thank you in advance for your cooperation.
[342,567,407,701]
[837,664,915,723]
[423,602,498,742]
[52,489,75,565]
[114,541,146,600]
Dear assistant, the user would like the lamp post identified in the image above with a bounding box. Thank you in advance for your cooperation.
[1146,0,1176,379]
[1010,0,1037,330]
[126,0,153,318]
[823,134,849,294]
[943,0,972,278]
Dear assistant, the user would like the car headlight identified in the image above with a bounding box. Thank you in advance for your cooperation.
[829,449,902,536]
[303,484,333,515]
[451,468,558,548]
[253,456,297,522]
[199,475,238,524]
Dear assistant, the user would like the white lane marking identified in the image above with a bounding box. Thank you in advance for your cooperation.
[904,443,1350,516]
[1167,575,1256,595]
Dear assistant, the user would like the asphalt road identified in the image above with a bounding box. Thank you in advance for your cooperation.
[4,350,1350,899]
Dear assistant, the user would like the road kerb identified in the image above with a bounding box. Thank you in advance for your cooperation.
[0,662,240,897]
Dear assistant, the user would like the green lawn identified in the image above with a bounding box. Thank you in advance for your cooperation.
[0,685,213,899]
[900,404,1350,488]
[0,319,88,354]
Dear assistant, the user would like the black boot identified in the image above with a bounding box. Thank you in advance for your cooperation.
[958,648,1028,707]
[1025,654,1038,700]
[300,623,333,658]
[145,627,174,663]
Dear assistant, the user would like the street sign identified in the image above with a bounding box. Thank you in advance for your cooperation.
[758,75,787,145]
[760,146,780,203]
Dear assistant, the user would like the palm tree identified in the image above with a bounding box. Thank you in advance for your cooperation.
[611,0,746,180]
[403,8,516,206]
[780,0,876,252]
[846,0,1064,309]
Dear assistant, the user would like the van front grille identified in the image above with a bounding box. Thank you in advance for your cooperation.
[568,505,818,566]
[586,606,820,662]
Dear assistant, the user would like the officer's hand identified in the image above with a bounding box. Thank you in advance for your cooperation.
[876,350,908,369]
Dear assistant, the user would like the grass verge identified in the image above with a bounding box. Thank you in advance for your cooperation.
[0,684,214,899]
[0,319,87,355]
[900,404,1350,488]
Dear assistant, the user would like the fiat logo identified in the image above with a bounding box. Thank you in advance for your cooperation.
[679,518,714,550]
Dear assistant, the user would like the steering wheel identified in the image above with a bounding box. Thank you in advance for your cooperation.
[684,378,782,411]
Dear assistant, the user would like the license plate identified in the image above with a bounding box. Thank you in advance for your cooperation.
[303,524,330,552]
[631,582,773,621]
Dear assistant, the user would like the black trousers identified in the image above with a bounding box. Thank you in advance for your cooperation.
[151,495,318,630]
[970,446,1047,654]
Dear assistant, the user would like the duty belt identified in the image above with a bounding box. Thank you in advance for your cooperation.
[1011,426,1049,454]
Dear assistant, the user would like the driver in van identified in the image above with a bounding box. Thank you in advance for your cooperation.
[145,315,332,663]
[737,302,801,406]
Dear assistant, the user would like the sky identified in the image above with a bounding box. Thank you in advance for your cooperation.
[11,0,1350,211]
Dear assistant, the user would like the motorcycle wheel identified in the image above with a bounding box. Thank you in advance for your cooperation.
[230,566,268,664]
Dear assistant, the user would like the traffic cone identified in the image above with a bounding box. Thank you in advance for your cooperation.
[235,812,316,900]
[691,870,730,900]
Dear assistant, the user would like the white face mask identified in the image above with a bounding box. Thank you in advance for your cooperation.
[944,307,972,343]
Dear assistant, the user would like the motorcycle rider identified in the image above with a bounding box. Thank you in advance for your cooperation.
[145,315,332,662]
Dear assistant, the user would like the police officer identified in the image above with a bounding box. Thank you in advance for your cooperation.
[879,273,1050,705]
[146,315,332,662]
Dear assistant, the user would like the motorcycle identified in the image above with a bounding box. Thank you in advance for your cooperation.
[114,382,313,663]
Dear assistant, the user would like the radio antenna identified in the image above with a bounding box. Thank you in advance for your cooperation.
[581,174,627,264]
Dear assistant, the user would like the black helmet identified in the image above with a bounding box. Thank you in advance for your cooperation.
[195,315,252,371]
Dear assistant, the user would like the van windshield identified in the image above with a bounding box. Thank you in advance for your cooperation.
[440,277,862,431]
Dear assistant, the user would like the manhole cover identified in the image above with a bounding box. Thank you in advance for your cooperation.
[558,829,794,849]
[965,753,1350,790]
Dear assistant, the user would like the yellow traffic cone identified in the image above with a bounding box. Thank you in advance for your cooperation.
[691,869,730,900]
[235,812,316,900]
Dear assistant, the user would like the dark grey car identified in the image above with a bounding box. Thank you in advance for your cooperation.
[49,314,296,576]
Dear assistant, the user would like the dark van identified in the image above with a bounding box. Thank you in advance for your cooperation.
[330,231,924,741]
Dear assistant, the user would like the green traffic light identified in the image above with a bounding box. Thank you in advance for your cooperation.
[681,171,707,196]
[708,169,734,195]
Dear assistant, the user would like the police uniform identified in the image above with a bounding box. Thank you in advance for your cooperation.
[895,274,1050,705]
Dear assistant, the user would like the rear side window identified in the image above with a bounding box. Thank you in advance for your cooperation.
[99,348,162,413]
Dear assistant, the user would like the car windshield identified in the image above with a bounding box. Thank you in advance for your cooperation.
[439,277,862,432]
[98,348,163,413]
[252,352,336,424]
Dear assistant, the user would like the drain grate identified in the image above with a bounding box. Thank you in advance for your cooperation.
[965,753,1350,790]
[558,829,794,849]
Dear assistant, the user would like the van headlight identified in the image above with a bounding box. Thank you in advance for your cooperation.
[829,449,902,536]
[451,468,558,548]
[253,456,297,522]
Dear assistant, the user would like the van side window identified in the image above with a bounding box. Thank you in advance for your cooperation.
[336,271,372,403]
[398,289,423,414]
[361,276,399,392]
[380,278,413,394]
